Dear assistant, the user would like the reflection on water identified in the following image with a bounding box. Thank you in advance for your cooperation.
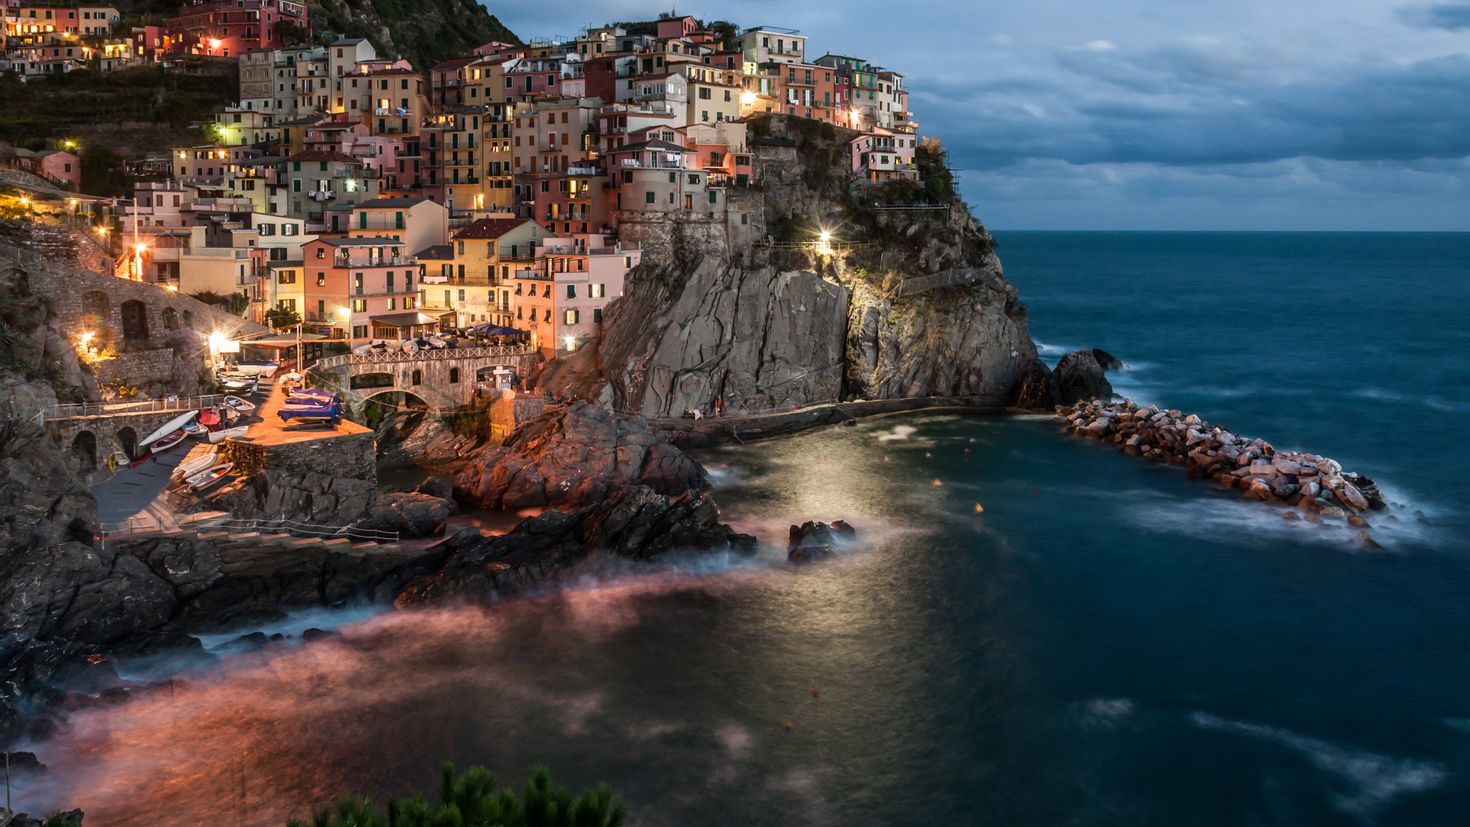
[16,413,1470,825]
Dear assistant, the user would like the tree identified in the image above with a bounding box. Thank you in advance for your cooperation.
[265,305,302,330]
[289,763,625,827]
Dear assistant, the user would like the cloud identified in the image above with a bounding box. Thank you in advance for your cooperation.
[1399,2,1470,30]
[922,48,1470,171]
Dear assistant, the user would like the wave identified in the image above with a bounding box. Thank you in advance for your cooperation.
[1190,712,1447,815]
[1125,490,1434,552]
[1352,387,1465,413]
[1074,697,1137,730]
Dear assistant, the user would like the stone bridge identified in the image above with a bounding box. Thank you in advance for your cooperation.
[310,345,541,411]
[42,403,219,483]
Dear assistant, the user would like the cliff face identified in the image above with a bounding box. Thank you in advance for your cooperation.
[310,0,518,68]
[544,116,1046,418]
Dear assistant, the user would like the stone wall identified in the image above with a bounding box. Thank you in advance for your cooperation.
[615,209,733,265]
[44,408,203,482]
[220,429,376,481]
[488,392,547,444]
[89,348,181,390]
[0,245,263,357]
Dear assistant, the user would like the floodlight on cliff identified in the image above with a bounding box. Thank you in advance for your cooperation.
[18,195,30,208]
[79,331,94,351]
[816,229,834,256]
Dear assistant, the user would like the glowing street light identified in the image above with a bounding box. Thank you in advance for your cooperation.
[816,229,834,255]
[740,90,758,107]
[563,334,577,352]
[79,331,95,351]
[18,195,30,208]
[207,37,222,51]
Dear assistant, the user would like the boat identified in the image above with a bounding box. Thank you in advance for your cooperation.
[186,463,234,491]
[175,451,218,479]
[223,396,257,413]
[151,430,188,452]
[181,420,209,436]
[231,361,280,378]
[278,403,340,424]
[139,411,200,448]
[286,387,336,402]
[218,374,257,392]
[198,408,223,428]
[206,425,249,444]
[402,339,419,354]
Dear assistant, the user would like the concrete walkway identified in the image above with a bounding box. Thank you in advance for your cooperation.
[90,440,199,533]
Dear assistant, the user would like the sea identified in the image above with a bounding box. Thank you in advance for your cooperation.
[14,232,1470,826]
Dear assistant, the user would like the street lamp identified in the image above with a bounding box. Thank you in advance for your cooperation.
[816,229,834,255]
[563,334,577,352]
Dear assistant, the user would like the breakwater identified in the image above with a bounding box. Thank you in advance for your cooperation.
[1057,398,1388,529]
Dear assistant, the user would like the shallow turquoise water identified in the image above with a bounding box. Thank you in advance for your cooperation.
[17,232,1470,825]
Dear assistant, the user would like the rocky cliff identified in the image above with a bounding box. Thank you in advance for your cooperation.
[541,116,1050,418]
[309,0,518,69]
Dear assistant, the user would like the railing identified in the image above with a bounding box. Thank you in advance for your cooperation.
[893,267,982,298]
[315,343,534,369]
[44,393,230,422]
[197,516,400,544]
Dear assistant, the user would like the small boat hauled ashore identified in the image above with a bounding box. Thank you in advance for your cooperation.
[151,430,188,452]
[206,425,249,444]
[187,463,234,491]
[139,411,199,448]
[223,395,257,413]
[175,451,218,480]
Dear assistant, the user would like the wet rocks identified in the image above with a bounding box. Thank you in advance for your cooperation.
[395,486,756,604]
[1058,398,1388,525]
[454,401,706,511]
[1053,349,1118,404]
[358,492,455,538]
[787,520,857,563]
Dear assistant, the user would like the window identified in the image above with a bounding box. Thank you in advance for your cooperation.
[449,367,460,384]
[411,370,421,385]
[316,272,326,286]
[277,271,296,284]
[354,273,363,294]
[645,191,655,204]
[593,308,602,323]
[314,246,325,259]
[352,299,366,312]
[564,309,579,325]
[565,284,576,299]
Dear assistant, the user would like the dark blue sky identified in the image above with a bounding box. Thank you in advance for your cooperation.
[490,2,1470,230]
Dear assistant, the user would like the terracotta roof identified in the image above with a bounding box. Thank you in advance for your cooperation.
[453,218,534,240]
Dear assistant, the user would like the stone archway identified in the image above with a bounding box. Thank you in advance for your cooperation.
[116,426,138,460]
[70,430,97,472]
[81,290,112,349]
[120,299,150,344]
[350,372,394,390]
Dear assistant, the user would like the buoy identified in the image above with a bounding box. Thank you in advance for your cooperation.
[931,479,943,488]
[780,719,795,731]
[973,503,984,514]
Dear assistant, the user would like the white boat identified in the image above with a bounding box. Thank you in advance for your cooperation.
[223,396,257,414]
[187,463,234,491]
[139,411,200,448]
[427,335,448,349]
[231,362,280,378]
[402,339,419,354]
[175,451,218,479]
[182,420,209,436]
[151,430,187,452]
[206,425,249,444]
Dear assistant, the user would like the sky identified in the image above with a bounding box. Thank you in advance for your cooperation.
[488,1,1470,230]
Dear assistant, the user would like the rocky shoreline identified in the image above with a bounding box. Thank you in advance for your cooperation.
[1058,398,1389,535]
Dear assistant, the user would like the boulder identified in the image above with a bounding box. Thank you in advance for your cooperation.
[786,520,858,563]
[359,492,455,538]
[455,401,706,511]
[1053,349,1115,404]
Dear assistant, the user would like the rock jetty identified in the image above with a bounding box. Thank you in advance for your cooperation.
[1058,399,1387,523]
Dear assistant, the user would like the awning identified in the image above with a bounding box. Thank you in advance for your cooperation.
[370,312,445,328]
[245,333,328,349]
[467,323,529,338]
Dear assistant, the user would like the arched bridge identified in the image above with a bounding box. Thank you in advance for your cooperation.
[311,344,541,410]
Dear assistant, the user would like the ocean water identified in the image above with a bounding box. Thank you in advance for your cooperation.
[15,232,1470,825]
